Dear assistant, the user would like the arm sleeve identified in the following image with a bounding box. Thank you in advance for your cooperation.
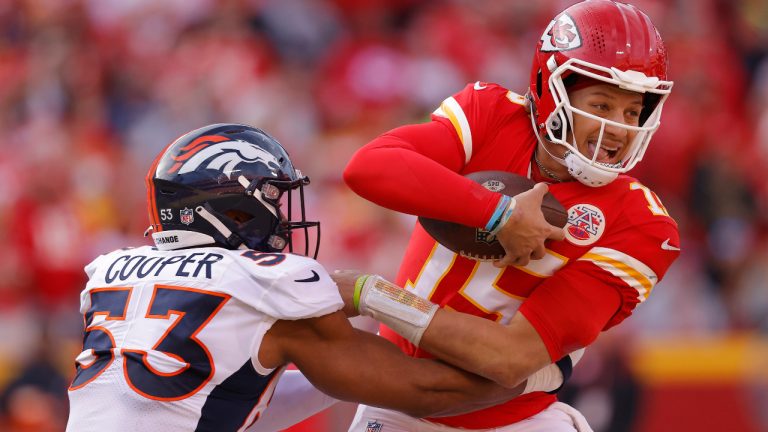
[518,260,623,361]
[520,217,680,361]
[343,84,511,228]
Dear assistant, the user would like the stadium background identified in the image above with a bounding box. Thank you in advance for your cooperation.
[0,0,766,431]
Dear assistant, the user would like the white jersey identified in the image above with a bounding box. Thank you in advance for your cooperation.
[66,245,343,432]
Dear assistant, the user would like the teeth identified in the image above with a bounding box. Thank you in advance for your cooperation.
[587,142,614,163]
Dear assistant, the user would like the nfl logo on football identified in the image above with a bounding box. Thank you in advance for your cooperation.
[365,420,383,432]
[180,207,194,225]
[476,228,497,244]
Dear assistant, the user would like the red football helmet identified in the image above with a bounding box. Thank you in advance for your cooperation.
[528,0,673,186]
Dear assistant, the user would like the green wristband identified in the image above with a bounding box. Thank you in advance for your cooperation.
[353,275,370,311]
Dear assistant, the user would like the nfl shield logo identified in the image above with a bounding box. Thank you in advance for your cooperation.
[365,420,383,432]
[180,207,194,225]
[475,228,497,244]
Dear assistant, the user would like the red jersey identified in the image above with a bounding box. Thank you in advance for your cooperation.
[344,82,680,429]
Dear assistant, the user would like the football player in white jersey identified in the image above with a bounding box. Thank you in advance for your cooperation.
[67,123,573,432]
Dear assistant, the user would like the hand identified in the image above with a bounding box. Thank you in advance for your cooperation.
[493,183,565,268]
[331,270,365,317]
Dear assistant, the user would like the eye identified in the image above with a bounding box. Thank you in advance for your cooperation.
[625,109,641,124]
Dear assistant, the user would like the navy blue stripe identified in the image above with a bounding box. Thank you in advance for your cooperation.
[548,355,574,394]
[195,361,278,432]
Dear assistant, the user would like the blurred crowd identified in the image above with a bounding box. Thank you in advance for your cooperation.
[0,0,766,431]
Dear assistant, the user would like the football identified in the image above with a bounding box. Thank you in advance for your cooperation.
[418,171,568,261]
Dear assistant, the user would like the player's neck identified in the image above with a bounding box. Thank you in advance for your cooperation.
[532,147,567,183]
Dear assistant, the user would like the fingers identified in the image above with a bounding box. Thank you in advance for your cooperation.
[547,225,566,241]
[493,251,533,268]
[514,182,548,208]
[495,237,549,268]
[494,256,530,268]
[531,182,549,198]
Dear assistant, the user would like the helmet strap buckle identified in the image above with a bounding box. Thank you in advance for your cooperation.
[267,235,287,251]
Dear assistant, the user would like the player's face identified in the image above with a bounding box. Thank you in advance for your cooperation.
[567,83,643,165]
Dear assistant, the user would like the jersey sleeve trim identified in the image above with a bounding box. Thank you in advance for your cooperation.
[578,247,658,303]
[506,91,527,105]
[251,318,280,376]
[432,96,472,164]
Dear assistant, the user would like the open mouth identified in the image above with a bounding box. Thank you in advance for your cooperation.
[587,140,620,163]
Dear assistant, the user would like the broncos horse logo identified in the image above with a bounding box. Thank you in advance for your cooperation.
[166,135,281,178]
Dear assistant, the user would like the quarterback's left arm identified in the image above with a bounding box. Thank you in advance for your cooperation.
[432,217,679,382]
[348,219,679,388]
[521,216,680,359]
[345,272,599,389]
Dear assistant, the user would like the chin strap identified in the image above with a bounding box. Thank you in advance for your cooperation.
[563,151,619,187]
[529,108,618,187]
[195,205,247,249]
[149,206,250,251]
[529,106,568,169]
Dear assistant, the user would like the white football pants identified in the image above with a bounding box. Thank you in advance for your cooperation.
[347,401,593,432]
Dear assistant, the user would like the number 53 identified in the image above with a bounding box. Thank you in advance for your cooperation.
[69,286,229,401]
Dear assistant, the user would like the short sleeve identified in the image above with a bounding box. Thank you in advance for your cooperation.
[237,255,343,321]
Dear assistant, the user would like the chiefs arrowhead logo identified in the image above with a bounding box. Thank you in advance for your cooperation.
[540,14,582,52]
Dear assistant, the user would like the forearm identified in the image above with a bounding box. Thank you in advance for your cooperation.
[352,275,552,388]
[343,124,499,227]
[420,310,552,388]
[278,313,519,418]
[306,330,517,417]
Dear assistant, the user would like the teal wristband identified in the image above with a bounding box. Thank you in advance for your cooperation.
[486,195,512,231]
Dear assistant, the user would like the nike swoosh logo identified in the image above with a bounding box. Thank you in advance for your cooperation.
[295,270,320,283]
[661,238,680,251]
[474,81,487,90]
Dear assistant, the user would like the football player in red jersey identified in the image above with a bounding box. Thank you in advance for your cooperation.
[341,1,680,431]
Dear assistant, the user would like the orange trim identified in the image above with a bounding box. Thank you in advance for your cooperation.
[146,140,172,231]
[145,134,229,230]
[242,369,284,430]
[179,135,227,152]
[168,135,230,172]
[68,287,132,391]
[122,284,231,402]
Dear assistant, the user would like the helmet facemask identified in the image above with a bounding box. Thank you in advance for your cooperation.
[238,172,320,259]
[539,57,672,187]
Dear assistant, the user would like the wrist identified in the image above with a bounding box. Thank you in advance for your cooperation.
[486,195,517,236]
[356,275,438,346]
[523,349,584,394]
[522,363,563,394]
[353,275,371,311]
